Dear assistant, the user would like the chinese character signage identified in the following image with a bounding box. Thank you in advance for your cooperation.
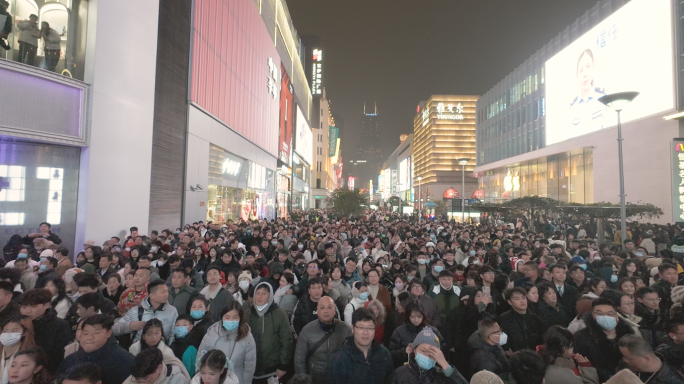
[328,126,338,157]
[435,103,465,121]
[312,49,322,95]
[672,140,684,222]
[267,58,279,99]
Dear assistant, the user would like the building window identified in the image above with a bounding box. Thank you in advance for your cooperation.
[316,179,321,188]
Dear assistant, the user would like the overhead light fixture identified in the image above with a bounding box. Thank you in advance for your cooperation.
[664,111,684,120]
[597,91,639,112]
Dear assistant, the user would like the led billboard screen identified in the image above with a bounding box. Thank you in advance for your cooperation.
[295,106,313,165]
[545,0,673,146]
[279,64,294,165]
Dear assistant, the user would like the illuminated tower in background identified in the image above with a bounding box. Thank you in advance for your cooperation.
[348,102,383,187]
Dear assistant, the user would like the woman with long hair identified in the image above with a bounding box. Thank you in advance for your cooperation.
[7,347,50,384]
[0,316,35,384]
[365,299,387,344]
[617,259,639,279]
[129,318,174,357]
[538,325,599,383]
[196,302,256,384]
[190,349,239,384]
[44,279,72,319]
[2,236,23,263]
[616,277,636,297]
[461,288,496,340]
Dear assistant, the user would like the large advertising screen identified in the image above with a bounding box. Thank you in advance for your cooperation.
[398,158,410,192]
[545,0,673,146]
[295,106,313,165]
[279,64,294,165]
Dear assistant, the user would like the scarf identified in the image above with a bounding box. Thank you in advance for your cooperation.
[274,284,291,305]
[368,284,379,300]
[200,284,221,300]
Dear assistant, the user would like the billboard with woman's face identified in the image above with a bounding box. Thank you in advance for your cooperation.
[544,0,673,146]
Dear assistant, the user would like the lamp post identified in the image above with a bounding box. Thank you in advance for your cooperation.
[598,91,639,247]
[457,158,470,223]
[417,176,422,221]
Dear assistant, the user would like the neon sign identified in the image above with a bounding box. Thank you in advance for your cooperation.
[222,159,242,176]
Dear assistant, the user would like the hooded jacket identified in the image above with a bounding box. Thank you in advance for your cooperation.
[113,297,178,344]
[196,322,256,384]
[243,281,294,379]
[199,285,235,322]
[57,336,135,384]
[467,330,512,382]
[294,319,352,384]
[329,336,394,384]
[573,312,636,383]
[123,355,190,384]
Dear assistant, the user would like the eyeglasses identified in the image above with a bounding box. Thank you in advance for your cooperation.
[354,326,376,333]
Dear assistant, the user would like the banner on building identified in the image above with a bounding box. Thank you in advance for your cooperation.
[328,126,339,157]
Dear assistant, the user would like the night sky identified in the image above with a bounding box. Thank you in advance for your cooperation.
[286,0,599,166]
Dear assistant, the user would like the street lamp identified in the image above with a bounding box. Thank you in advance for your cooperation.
[457,158,470,223]
[417,176,423,221]
[598,91,639,247]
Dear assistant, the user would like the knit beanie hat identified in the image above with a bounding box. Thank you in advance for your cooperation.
[64,268,83,284]
[412,326,440,349]
[470,371,504,384]
[238,271,253,284]
[671,285,684,305]
[40,249,54,258]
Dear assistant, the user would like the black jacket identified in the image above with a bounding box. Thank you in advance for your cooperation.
[57,336,135,384]
[35,269,58,289]
[330,336,394,384]
[33,309,72,374]
[0,301,19,326]
[467,330,511,379]
[292,294,321,336]
[555,282,579,319]
[388,324,445,368]
[497,309,544,352]
[393,356,468,384]
[573,312,636,383]
[536,300,571,328]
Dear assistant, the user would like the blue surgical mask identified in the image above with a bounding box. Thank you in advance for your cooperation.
[407,275,414,281]
[470,250,476,256]
[39,265,47,271]
[223,320,239,332]
[359,292,369,301]
[414,352,436,370]
[580,264,587,271]
[636,252,644,257]
[271,240,277,245]
[596,315,617,330]
[174,326,189,338]
[40,257,47,263]
[610,275,618,283]
[433,266,444,273]
[17,254,27,259]
[190,310,205,320]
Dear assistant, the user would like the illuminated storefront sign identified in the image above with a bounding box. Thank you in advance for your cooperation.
[503,172,520,192]
[328,126,338,157]
[348,176,355,191]
[312,49,322,95]
[222,158,242,176]
[672,140,684,222]
[435,103,464,120]
[267,58,280,99]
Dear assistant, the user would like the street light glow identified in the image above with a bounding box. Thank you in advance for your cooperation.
[598,91,639,112]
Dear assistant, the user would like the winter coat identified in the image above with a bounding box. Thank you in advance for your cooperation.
[42,28,61,50]
[543,356,599,384]
[129,339,176,357]
[196,322,256,384]
[35,269,57,289]
[344,297,369,325]
[292,294,323,336]
[200,286,235,322]
[640,238,657,255]
[168,285,198,316]
[113,298,178,344]
[555,282,579,319]
[294,319,352,384]
[190,371,239,384]
[330,336,394,384]
[370,284,393,315]
[33,308,71,374]
[410,294,442,329]
[344,268,363,284]
[536,299,572,328]
[0,301,19,326]
[278,293,298,317]
[393,357,468,384]
[497,309,545,352]
[573,312,636,383]
[243,282,294,379]
[389,324,445,368]
[429,284,463,349]
[19,268,37,290]
[635,356,684,384]
[123,355,190,384]
[57,336,135,384]
[467,330,512,382]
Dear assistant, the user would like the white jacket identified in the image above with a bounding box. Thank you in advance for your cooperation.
[190,372,239,384]
[344,297,368,326]
[42,28,61,50]
[53,296,71,319]
[129,339,176,357]
[16,20,39,46]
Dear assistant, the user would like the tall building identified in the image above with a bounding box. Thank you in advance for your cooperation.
[413,96,478,220]
[473,0,684,223]
[349,103,383,186]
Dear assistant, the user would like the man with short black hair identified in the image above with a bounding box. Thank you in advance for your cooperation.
[498,287,544,352]
[61,363,102,384]
[619,334,683,383]
[330,308,394,384]
[20,288,71,374]
[635,286,666,347]
[509,350,546,384]
[514,261,544,287]
[652,263,678,313]
[57,315,135,384]
[0,281,18,325]
[468,317,512,382]
[168,268,198,316]
[35,256,58,288]
[124,347,190,384]
[76,276,117,315]
[114,279,178,344]
[96,254,117,282]
[55,247,72,278]
[550,263,578,319]
[75,293,102,322]
[292,277,326,336]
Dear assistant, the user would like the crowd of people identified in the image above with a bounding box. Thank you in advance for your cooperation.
[0,212,682,384]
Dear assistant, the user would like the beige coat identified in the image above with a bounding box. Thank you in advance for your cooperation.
[544,356,599,384]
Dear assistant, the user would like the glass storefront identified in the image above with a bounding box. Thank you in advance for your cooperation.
[291,154,310,211]
[477,148,593,204]
[206,145,275,222]
[276,170,291,219]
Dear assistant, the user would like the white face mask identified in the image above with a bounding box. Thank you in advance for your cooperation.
[239,280,250,290]
[151,247,158,252]
[0,333,22,346]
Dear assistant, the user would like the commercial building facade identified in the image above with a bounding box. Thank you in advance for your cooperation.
[473,0,684,223]
[413,95,479,218]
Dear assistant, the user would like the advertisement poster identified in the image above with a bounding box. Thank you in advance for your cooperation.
[295,106,313,165]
